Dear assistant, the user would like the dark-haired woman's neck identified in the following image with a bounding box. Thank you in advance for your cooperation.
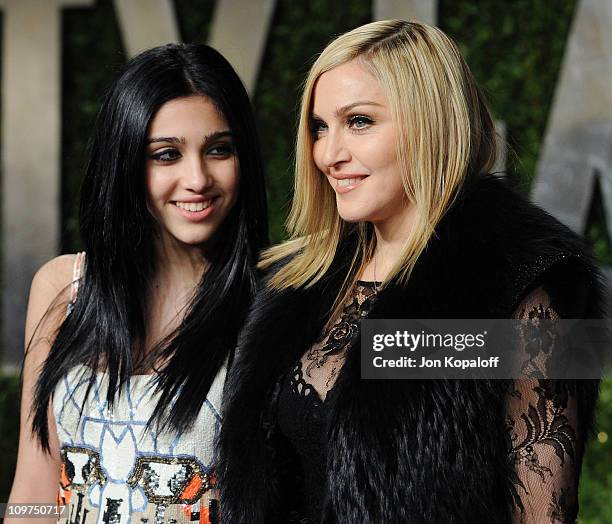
[138,237,207,356]
[153,235,207,291]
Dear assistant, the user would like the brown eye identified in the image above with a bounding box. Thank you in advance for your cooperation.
[207,142,235,157]
[150,148,181,162]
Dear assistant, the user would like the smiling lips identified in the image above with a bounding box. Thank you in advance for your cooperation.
[175,200,213,212]
[172,197,216,221]
[334,175,368,194]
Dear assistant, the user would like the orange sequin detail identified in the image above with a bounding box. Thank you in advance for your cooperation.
[181,474,203,500]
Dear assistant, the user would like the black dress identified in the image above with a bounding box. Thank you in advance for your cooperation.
[276,281,581,523]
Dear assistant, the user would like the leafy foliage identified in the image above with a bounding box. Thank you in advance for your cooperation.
[0,373,20,498]
[579,379,612,523]
[252,0,371,241]
[440,0,576,188]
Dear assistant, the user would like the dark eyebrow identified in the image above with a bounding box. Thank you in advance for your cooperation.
[146,130,233,145]
[146,136,185,145]
[204,130,233,143]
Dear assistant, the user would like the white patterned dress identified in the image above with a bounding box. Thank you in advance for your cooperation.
[53,253,225,524]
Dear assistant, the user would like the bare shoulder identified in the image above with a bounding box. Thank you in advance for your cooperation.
[32,254,78,295]
[25,254,81,347]
[8,258,72,506]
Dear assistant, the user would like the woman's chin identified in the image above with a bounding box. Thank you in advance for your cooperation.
[337,208,374,223]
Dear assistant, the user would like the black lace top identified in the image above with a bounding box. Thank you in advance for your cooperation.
[276,282,581,523]
[276,281,378,523]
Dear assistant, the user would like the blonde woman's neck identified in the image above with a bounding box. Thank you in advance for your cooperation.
[361,203,417,281]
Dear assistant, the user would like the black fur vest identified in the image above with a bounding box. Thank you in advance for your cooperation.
[218,175,606,523]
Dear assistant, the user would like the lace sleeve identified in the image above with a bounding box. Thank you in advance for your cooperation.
[507,287,582,523]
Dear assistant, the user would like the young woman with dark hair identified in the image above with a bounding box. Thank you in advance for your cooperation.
[8,43,267,524]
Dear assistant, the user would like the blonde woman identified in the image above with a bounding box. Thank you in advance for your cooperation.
[219,20,604,523]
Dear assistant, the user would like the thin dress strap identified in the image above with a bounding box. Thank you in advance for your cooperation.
[67,251,86,316]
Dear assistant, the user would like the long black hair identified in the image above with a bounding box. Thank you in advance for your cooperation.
[32,43,268,449]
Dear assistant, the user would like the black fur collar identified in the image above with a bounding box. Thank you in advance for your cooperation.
[218,174,605,523]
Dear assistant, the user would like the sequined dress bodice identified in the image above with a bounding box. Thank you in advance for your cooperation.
[53,253,224,524]
[53,365,225,524]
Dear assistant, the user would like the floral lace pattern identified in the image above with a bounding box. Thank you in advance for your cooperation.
[279,281,379,523]
[298,281,378,400]
[286,283,582,522]
[507,287,580,523]
[288,362,322,408]
[517,300,561,379]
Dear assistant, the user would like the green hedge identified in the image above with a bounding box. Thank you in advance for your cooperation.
[580,380,612,523]
[59,0,595,245]
[2,0,610,520]
[0,373,20,500]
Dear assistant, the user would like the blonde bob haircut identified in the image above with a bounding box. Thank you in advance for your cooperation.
[262,19,497,315]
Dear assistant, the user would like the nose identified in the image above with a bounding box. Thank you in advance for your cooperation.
[319,128,350,171]
[183,155,212,193]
